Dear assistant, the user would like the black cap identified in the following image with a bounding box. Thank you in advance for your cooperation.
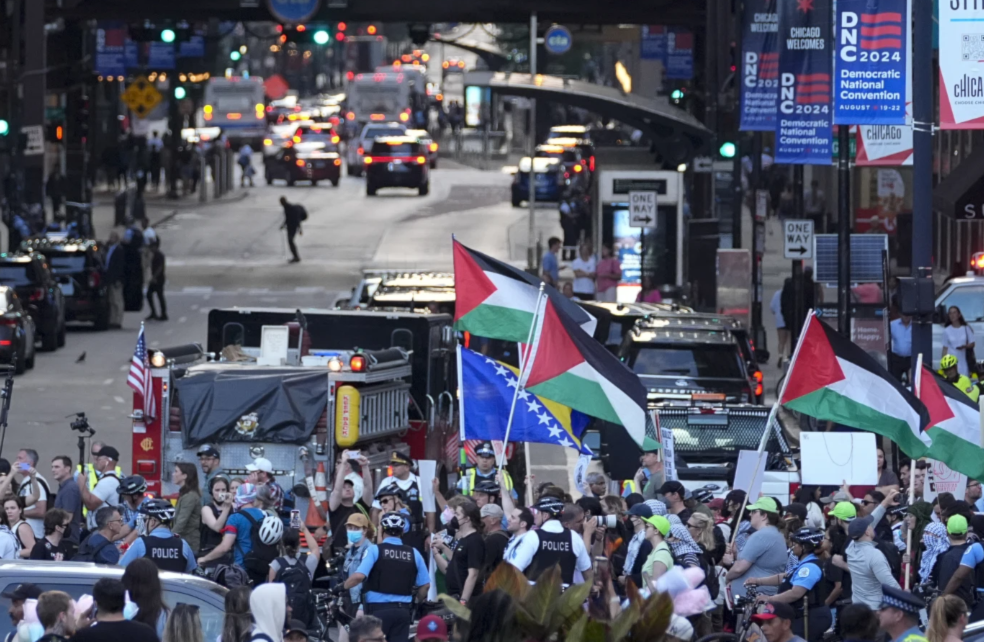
[97,446,120,461]
[1,583,42,601]
[285,619,311,637]
[534,495,565,516]
[627,503,653,519]
[879,585,925,615]
[784,502,808,521]
[0,459,9,475]
[658,481,686,497]
[475,442,495,457]
[474,479,500,495]
[196,445,220,458]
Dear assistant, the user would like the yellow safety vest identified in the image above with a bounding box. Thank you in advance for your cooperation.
[76,463,123,516]
[462,468,513,496]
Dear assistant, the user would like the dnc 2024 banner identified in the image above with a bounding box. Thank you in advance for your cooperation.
[775,0,833,164]
[834,0,908,125]
[940,0,984,129]
[740,0,780,131]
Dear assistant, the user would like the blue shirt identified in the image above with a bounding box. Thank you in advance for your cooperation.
[788,553,823,591]
[224,507,266,566]
[84,532,120,565]
[542,251,559,284]
[355,536,430,603]
[960,542,984,569]
[890,318,913,358]
[119,526,197,573]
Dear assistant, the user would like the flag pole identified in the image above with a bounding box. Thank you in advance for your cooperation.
[729,309,814,548]
[905,353,923,591]
[497,284,546,471]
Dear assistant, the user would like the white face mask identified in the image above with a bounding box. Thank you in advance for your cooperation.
[441,507,454,525]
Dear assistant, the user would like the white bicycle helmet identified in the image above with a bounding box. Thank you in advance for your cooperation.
[258,511,284,545]
[380,511,408,532]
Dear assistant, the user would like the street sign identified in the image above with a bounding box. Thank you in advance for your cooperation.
[629,191,657,228]
[783,219,814,260]
[21,125,43,156]
[121,76,163,119]
[693,156,713,173]
[544,25,573,55]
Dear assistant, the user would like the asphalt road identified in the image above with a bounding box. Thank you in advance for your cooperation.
[3,158,569,480]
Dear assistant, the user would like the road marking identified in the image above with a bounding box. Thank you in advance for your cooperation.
[182,287,214,294]
[101,406,112,410]
[295,286,323,293]
[178,316,188,323]
[150,340,160,347]
[113,396,124,404]
[102,378,114,385]
[190,304,198,310]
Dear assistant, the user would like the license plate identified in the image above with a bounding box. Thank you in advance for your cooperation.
[59,282,74,297]
[536,175,550,185]
[314,162,326,168]
[388,162,408,172]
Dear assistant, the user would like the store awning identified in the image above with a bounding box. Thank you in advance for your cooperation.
[933,148,984,220]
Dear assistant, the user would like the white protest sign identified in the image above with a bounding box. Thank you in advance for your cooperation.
[800,432,878,486]
[629,191,657,228]
[574,454,591,495]
[661,426,677,482]
[734,450,768,501]
[924,459,967,503]
[418,460,437,513]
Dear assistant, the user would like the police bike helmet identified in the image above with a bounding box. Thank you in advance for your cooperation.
[790,527,825,551]
[139,498,176,522]
[118,475,148,497]
[380,511,409,534]
[941,354,959,370]
[376,484,407,505]
[533,495,566,517]
[691,488,715,504]
[258,511,284,545]
[473,479,501,496]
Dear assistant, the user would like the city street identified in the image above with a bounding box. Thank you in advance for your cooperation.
[4,159,564,473]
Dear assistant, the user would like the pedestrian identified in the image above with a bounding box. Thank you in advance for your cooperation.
[371,452,427,558]
[571,240,597,300]
[279,196,304,264]
[74,506,122,564]
[219,586,252,642]
[634,444,665,501]
[636,275,663,303]
[508,495,593,587]
[657,481,692,524]
[246,457,284,511]
[457,442,515,500]
[116,475,152,546]
[595,244,621,302]
[14,449,50,538]
[50,456,82,544]
[238,143,254,187]
[119,499,197,573]
[348,616,385,642]
[413,615,449,642]
[196,445,223,507]
[5,496,35,559]
[285,620,311,642]
[1,583,41,642]
[919,521,950,585]
[435,502,486,599]
[927,594,968,642]
[268,527,321,629]
[585,472,607,499]
[196,484,281,586]
[145,240,167,321]
[249,583,286,642]
[169,463,201,555]
[841,515,900,609]
[104,233,124,328]
[121,219,145,312]
[889,313,913,382]
[328,452,373,555]
[724,497,788,598]
[121,558,170,638]
[942,306,975,378]
[36,590,76,642]
[161,603,202,642]
[804,180,826,226]
[772,282,790,367]
[77,446,121,532]
[503,506,533,562]
[748,602,805,642]
[70,578,158,642]
[29,508,72,561]
[46,170,64,220]
[877,585,927,642]
[541,237,561,287]
[341,513,374,615]
[480,503,508,578]
[148,132,163,191]
[0,508,18,561]
[968,479,984,513]
[937,515,974,608]
[639,514,673,587]
[199,476,233,563]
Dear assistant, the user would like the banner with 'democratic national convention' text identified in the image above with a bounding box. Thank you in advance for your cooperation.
[940,0,984,129]
[739,0,780,131]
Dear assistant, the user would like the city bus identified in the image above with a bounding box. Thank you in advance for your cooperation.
[200,76,266,143]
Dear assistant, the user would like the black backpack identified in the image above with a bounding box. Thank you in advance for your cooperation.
[73,534,113,563]
[875,538,902,579]
[238,510,280,584]
[297,205,308,221]
[274,555,314,626]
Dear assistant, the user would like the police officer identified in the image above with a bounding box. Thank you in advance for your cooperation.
[116,475,152,546]
[458,442,516,500]
[940,354,980,402]
[118,498,198,573]
[745,527,831,642]
[878,585,927,642]
[506,495,593,586]
[472,479,500,509]
[343,512,430,642]
[373,453,428,558]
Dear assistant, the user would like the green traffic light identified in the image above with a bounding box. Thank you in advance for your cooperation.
[670,89,685,100]
[314,30,330,45]
[0,120,8,136]
[174,87,187,100]
[719,141,737,158]
[230,51,242,61]
[161,29,176,43]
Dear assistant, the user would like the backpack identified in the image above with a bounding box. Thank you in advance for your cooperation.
[274,555,314,626]
[73,534,113,563]
[297,205,308,222]
[238,510,281,583]
[700,551,720,600]
[875,537,902,579]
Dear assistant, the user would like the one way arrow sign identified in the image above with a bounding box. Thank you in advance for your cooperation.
[783,219,814,260]
[629,191,658,228]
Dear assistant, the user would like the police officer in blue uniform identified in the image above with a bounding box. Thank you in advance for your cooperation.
[877,585,927,642]
[343,512,430,642]
[118,498,198,573]
[744,527,830,642]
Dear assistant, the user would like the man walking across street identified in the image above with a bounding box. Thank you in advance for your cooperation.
[145,239,167,321]
[280,196,304,263]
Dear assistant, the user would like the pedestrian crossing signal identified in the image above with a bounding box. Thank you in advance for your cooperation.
[719,141,737,158]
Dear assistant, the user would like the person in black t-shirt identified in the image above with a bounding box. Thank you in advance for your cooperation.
[30,509,72,561]
[480,503,509,579]
[69,578,159,642]
[328,454,373,555]
[433,502,485,602]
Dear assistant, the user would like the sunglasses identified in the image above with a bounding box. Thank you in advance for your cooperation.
[686,523,700,529]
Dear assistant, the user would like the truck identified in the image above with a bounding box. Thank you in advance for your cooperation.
[131,308,458,516]
[200,76,266,143]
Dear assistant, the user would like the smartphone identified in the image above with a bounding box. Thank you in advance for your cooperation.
[290,510,301,530]
[347,450,361,461]
[594,556,609,572]
[17,463,29,472]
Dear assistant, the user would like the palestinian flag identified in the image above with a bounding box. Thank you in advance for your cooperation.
[523,295,648,448]
[453,240,597,343]
[781,314,932,458]
[917,367,984,480]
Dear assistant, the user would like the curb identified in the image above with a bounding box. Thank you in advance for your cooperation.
[149,190,251,228]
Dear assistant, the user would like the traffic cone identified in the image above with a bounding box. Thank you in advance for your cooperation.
[306,494,327,528]
[315,461,328,511]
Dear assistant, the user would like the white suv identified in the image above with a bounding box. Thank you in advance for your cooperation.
[346,122,407,177]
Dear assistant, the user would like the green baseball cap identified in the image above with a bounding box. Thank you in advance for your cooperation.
[830,501,857,521]
[642,514,671,536]
[948,514,969,536]
[747,497,780,514]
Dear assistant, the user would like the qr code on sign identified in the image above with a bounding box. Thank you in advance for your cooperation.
[962,34,984,61]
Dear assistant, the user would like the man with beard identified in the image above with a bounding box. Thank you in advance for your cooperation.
[2,584,42,642]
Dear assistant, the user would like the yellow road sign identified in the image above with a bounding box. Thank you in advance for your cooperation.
[122,76,163,118]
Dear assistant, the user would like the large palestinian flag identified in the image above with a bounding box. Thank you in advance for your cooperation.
[917,367,984,480]
[453,240,597,343]
[781,314,932,458]
[523,294,648,448]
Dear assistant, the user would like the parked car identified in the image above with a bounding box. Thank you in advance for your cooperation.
[0,252,65,351]
[0,286,35,374]
[24,238,110,331]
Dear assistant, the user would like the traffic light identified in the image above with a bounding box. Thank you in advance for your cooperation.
[160,29,176,43]
[281,25,333,45]
[0,119,8,137]
[718,141,737,158]
[313,29,330,45]
[174,86,187,100]
[130,25,190,43]
[230,51,242,61]
[670,89,685,103]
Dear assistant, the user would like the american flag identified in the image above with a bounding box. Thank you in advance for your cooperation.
[128,325,156,419]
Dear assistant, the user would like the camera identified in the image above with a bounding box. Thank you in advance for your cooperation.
[69,412,94,435]
[595,515,617,528]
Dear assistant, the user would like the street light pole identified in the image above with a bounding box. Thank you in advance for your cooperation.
[910,0,933,361]
[527,12,538,271]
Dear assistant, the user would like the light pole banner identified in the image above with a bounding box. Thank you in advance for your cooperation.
[940,0,984,129]
[740,0,780,131]
[834,0,908,125]
[775,0,834,164]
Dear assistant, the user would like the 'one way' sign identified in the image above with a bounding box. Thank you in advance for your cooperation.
[783,219,814,260]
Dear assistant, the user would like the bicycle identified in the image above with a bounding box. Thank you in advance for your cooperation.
[696,587,762,642]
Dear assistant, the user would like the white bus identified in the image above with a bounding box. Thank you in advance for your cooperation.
[200,76,266,142]
[344,70,426,128]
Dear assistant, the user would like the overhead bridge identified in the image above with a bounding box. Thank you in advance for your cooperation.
[464,71,713,164]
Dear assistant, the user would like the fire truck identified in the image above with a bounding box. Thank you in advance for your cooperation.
[130,309,457,512]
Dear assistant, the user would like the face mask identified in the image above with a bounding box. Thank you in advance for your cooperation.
[347,530,363,545]
[448,517,459,531]
[441,507,454,525]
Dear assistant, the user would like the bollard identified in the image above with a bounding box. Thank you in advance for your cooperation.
[213,155,220,200]
[131,194,145,223]
[226,150,234,193]
[199,154,207,203]
[114,189,128,227]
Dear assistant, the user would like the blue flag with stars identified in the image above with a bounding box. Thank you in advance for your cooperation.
[458,346,591,454]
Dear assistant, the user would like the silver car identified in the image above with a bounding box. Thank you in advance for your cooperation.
[345,122,406,177]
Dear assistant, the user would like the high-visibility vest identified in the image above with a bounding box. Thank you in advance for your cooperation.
[77,463,123,516]
[462,468,513,496]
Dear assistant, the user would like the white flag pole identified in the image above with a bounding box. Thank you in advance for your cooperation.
[905,353,924,591]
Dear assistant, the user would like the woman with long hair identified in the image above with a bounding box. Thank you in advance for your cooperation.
[876,448,900,487]
[943,305,975,377]
[220,586,252,642]
[172,462,202,554]
[641,515,673,587]
[792,485,825,529]
[433,500,485,603]
[687,513,719,562]
[200,475,232,562]
[163,603,203,642]
[927,594,968,642]
[122,557,171,637]
[5,497,34,559]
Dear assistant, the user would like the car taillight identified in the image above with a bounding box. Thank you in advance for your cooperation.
[357,147,364,155]
[429,143,438,152]
[89,272,100,288]
[589,156,595,172]
[416,156,426,164]
[755,383,764,396]
[0,318,17,327]
[364,157,373,164]
[753,370,763,383]
[28,289,43,302]
[296,159,306,167]
[573,164,583,173]
[334,158,341,166]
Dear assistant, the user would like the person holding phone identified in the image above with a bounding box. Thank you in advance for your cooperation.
[328,452,373,556]
[200,475,233,563]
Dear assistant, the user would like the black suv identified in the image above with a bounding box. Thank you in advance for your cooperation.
[23,238,110,331]
[619,313,760,405]
[364,137,430,196]
[0,252,66,351]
